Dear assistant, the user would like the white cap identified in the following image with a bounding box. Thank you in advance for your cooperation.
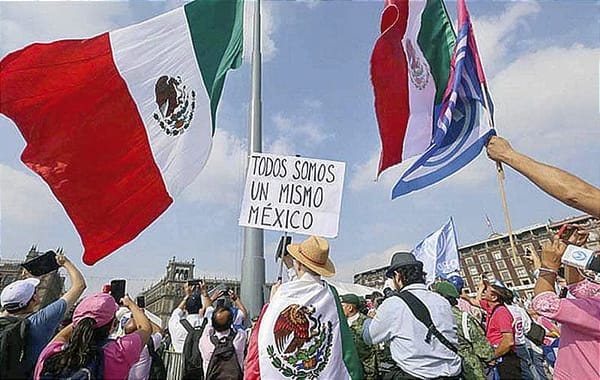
[144,309,162,328]
[115,307,131,323]
[115,308,162,332]
[1,278,40,311]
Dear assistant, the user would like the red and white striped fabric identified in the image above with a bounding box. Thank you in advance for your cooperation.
[0,0,243,264]
[371,0,455,175]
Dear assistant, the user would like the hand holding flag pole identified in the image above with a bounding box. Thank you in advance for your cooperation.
[479,82,517,260]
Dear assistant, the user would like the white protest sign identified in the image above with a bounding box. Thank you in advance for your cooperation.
[238,153,345,237]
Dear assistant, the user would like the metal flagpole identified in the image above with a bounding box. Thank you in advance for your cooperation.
[240,0,265,318]
[480,82,518,260]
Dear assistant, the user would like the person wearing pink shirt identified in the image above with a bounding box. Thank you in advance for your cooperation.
[532,234,600,380]
[463,277,522,379]
[199,304,246,378]
[34,293,151,380]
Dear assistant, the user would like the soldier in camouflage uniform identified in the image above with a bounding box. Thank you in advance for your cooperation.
[434,281,495,380]
[341,294,379,380]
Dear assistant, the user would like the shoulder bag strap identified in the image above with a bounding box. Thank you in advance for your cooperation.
[180,318,193,333]
[147,336,156,353]
[199,317,208,334]
[396,291,458,353]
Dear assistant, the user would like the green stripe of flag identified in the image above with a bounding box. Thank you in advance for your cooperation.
[418,0,456,105]
[329,284,364,380]
[185,0,244,133]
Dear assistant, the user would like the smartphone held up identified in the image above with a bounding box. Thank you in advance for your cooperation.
[558,224,578,242]
[21,250,60,276]
[110,279,126,305]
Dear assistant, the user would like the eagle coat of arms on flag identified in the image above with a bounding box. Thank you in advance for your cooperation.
[267,304,334,378]
[245,279,363,379]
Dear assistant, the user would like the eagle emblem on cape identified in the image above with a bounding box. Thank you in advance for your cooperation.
[267,304,334,379]
[152,75,196,136]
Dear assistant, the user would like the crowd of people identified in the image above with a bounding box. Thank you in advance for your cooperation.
[0,139,598,380]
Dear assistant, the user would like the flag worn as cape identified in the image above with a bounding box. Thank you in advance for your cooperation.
[244,278,363,379]
[371,0,455,176]
[391,0,495,198]
[412,217,460,285]
[0,0,243,264]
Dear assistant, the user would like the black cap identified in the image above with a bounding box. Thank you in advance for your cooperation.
[385,252,422,278]
[185,291,202,313]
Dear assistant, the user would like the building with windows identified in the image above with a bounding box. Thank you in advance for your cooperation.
[0,245,65,309]
[354,215,599,300]
[140,257,241,327]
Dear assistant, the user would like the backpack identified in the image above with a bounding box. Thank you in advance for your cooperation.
[39,340,112,380]
[147,337,167,380]
[0,316,30,379]
[180,317,208,380]
[205,329,242,380]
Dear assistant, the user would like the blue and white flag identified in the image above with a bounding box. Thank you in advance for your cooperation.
[392,0,495,198]
[412,218,460,285]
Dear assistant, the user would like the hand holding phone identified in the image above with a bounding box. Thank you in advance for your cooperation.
[22,250,60,276]
[136,295,146,308]
[558,224,577,241]
[558,224,588,246]
[110,279,126,305]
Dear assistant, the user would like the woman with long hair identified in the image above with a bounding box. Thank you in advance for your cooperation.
[34,293,151,379]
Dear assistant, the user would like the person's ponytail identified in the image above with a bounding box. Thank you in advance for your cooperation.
[42,317,112,376]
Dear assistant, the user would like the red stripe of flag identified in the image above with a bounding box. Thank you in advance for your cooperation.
[0,34,172,265]
[243,304,269,379]
[371,0,410,176]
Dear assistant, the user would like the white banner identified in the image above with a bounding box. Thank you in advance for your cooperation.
[238,153,345,237]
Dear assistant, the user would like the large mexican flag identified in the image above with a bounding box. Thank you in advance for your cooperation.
[245,281,363,379]
[372,0,455,175]
[0,0,243,264]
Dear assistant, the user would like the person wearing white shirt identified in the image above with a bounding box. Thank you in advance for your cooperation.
[507,302,537,380]
[167,283,211,353]
[363,252,462,380]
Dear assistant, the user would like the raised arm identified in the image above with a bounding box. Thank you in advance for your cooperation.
[229,290,248,320]
[56,252,86,310]
[534,236,565,296]
[487,136,600,218]
[50,323,74,344]
[122,296,152,345]
[199,280,213,315]
[176,284,193,311]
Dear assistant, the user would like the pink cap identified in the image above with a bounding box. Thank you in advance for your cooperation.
[72,293,118,328]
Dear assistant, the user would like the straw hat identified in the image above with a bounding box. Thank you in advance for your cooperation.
[286,236,335,277]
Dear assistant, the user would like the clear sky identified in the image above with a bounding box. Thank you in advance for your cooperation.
[1,0,598,297]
